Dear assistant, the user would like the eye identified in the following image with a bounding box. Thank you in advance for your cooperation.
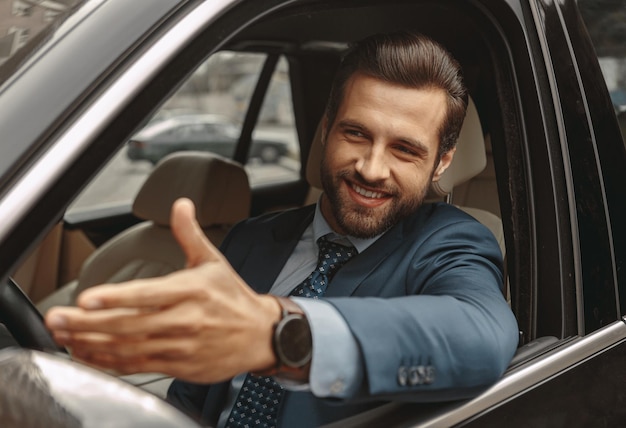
[345,129,365,138]
[393,144,418,156]
[392,143,429,161]
[396,146,415,154]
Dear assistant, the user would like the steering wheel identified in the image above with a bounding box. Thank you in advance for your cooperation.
[0,282,202,427]
[0,277,65,353]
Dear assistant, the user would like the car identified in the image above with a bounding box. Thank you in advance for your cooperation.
[0,0,624,426]
[127,114,290,164]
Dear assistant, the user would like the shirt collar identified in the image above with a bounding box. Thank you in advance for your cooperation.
[312,199,381,254]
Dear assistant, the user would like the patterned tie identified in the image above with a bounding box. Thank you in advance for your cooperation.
[225,235,357,428]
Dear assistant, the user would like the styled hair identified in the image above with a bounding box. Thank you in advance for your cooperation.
[324,32,468,155]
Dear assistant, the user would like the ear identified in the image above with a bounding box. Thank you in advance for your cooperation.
[432,147,456,182]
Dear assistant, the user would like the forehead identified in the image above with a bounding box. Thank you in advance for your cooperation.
[336,74,448,147]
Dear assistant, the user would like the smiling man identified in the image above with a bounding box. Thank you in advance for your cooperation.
[320,75,452,238]
[46,32,518,427]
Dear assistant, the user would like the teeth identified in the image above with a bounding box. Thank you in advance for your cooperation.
[353,184,385,199]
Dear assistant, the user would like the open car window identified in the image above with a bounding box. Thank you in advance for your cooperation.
[68,51,300,215]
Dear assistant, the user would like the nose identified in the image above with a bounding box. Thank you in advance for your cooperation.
[354,144,390,183]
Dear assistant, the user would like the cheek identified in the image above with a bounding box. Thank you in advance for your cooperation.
[325,140,354,167]
[394,164,433,193]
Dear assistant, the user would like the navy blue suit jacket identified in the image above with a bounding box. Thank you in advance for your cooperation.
[167,203,519,427]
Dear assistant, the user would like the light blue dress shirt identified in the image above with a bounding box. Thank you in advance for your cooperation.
[216,203,381,427]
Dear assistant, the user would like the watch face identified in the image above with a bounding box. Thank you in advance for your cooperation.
[276,314,312,367]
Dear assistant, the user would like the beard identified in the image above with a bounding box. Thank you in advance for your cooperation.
[320,158,431,239]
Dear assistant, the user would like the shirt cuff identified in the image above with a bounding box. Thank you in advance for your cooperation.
[291,297,364,398]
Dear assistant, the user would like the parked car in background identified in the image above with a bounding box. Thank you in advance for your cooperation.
[127,114,289,164]
[0,0,624,426]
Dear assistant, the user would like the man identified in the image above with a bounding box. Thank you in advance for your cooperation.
[45,32,518,427]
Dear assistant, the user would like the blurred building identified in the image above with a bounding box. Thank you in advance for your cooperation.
[0,0,81,66]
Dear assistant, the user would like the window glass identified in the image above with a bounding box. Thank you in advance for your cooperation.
[578,0,626,145]
[0,0,85,68]
[68,51,300,214]
[249,56,299,185]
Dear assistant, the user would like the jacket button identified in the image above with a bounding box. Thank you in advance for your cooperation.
[424,365,435,384]
[409,366,423,386]
[330,380,344,394]
[397,366,408,386]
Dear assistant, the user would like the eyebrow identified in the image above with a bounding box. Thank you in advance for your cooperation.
[337,119,368,133]
[337,119,431,155]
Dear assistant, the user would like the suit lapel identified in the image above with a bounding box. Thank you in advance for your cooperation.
[237,206,315,295]
[324,220,405,297]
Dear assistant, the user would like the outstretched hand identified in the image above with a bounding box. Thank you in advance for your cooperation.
[45,198,280,382]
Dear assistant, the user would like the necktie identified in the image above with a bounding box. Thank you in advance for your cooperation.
[225,235,357,428]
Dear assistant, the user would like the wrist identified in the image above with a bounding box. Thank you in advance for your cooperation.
[253,296,312,382]
[250,294,282,373]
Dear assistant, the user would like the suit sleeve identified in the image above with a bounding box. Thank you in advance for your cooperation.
[326,218,519,402]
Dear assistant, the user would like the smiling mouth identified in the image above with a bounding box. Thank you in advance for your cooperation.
[352,183,388,199]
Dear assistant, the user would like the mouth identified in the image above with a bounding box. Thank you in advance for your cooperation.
[352,184,387,199]
[346,180,392,207]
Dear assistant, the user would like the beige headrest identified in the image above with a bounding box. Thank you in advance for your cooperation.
[427,97,486,198]
[306,97,486,197]
[305,121,325,189]
[133,152,251,227]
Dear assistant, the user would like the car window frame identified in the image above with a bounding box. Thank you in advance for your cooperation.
[0,0,241,279]
[0,0,579,361]
[1,0,625,425]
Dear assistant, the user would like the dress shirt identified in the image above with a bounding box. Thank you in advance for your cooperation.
[216,202,381,427]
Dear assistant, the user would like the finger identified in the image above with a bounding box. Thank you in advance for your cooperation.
[46,306,147,335]
[67,264,213,310]
[59,331,189,373]
[65,334,204,362]
[70,346,236,383]
[171,198,224,267]
[46,287,210,335]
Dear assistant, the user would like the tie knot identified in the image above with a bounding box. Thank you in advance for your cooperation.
[315,235,357,280]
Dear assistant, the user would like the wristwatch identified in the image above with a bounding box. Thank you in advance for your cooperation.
[255,296,312,381]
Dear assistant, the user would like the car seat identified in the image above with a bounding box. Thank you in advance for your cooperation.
[36,151,251,314]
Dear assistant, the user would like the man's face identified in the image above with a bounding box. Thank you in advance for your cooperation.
[320,73,455,238]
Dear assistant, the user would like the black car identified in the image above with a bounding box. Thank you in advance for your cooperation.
[127,114,289,164]
[0,0,624,426]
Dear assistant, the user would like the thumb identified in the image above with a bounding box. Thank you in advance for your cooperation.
[171,198,223,267]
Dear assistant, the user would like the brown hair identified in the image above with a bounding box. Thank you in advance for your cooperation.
[324,32,468,155]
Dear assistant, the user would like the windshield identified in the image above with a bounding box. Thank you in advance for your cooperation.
[0,0,87,77]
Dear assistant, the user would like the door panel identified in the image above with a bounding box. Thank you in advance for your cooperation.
[460,325,626,427]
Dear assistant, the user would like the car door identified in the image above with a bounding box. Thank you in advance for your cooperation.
[199,123,233,157]
[4,1,307,303]
[1,0,625,426]
[309,0,625,425]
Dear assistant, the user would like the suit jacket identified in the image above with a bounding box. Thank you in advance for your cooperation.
[167,203,519,427]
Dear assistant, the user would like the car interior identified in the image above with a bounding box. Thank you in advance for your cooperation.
[6,0,606,403]
[30,91,505,312]
[28,88,511,398]
[35,152,251,314]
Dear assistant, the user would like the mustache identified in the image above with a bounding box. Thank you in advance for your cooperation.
[337,170,396,195]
